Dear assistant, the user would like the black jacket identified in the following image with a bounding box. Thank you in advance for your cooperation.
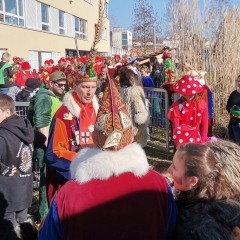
[173,200,240,240]
[16,87,36,102]
[0,115,34,213]
[226,90,240,126]
[150,62,165,88]
[0,61,18,88]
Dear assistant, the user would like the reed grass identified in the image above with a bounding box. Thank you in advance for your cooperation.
[167,0,240,137]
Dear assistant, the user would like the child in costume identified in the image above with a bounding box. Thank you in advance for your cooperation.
[168,75,208,147]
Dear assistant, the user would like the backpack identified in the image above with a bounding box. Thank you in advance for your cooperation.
[0,62,11,84]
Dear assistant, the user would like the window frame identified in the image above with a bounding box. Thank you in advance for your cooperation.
[101,27,107,40]
[74,16,87,40]
[59,10,65,35]
[105,2,108,18]
[41,3,50,32]
[0,0,24,26]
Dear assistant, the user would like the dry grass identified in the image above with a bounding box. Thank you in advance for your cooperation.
[167,0,240,132]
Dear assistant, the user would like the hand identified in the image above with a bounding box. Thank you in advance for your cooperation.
[98,92,103,100]
[9,166,17,176]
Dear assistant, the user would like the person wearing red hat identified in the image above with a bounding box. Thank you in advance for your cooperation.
[168,75,208,147]
[15,61,38,88]
[113,54,122,67]
[39,71,177,240]
[56,57,66,72]
[45,59,56,75]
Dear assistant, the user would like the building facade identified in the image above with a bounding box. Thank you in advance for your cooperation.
[0,0,110,70]
[111,27,132,51]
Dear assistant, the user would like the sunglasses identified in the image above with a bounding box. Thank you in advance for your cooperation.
[54,82,67,88]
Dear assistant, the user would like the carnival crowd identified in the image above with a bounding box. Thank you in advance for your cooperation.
[0,48,240,240]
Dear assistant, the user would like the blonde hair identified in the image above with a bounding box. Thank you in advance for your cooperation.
[205,140,240,199]
[1,52,11,62]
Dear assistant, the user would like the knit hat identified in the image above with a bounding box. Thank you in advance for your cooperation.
[114,54,121,61]
[26,78,41,89]
[92,74,133,151]
[21,62,31,71]
[173,124,201,147]
[172,75,203,95]
[58,57,66,64]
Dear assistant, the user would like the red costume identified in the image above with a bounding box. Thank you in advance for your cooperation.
[15,62,38,88]
[45,91,99,204]
[168,75,208,144]
[39,68,177,240]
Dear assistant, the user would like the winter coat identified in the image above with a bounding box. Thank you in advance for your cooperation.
[0,115,34,213]
[120,85,149,147]
[16,87,37,102]
[39,143,177,240]
[173,200,240,240]
[150,62,165,88]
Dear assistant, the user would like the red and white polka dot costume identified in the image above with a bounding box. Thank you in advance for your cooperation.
[168,75,208,145]
[173,124,202,147]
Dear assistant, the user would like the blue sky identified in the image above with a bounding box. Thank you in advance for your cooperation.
[109,0,240,32]
[108,0,167,31]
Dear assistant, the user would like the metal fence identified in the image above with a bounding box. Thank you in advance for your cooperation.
[144,87,171,152]
[14,90,171,152]
[15,102,30,120]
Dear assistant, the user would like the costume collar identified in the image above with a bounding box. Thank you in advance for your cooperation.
[70,142,149,183]
[63,90,99,118]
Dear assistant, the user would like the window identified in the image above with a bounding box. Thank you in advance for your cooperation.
[101,28,107,40]
[122,40,128,46]
[0,0,24,26]
[0,0,3,11]
[41,4,49,31]
[122,33,127,40]
[59,11,65,35]
[105,2,108,18]
[18,0,22,16]
[5,0,16,14]
[75,17,87,40]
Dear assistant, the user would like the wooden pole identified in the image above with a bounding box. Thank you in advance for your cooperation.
[75,37,80,57]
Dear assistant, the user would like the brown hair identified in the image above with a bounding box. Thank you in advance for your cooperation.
[176,143,236,203]
[140,65,150,74]
[181,93,199,102]
[205,140,240,200]
[0,93,15,114]
[119,68,143,88]
[101,65,107,72]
